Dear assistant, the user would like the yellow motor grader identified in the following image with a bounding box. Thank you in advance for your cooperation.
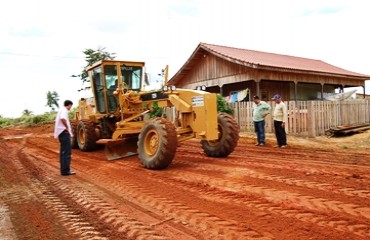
[71,60,239,169]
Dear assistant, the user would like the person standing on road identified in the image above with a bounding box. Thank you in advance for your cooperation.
[272,94,288,148]
[252,95,271,146]
[54,100,76,176]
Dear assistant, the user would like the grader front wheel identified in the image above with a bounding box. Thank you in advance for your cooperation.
[138,118,177,169]
[201,113,239,157]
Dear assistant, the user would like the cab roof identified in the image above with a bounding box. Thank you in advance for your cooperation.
[86,60,145,71]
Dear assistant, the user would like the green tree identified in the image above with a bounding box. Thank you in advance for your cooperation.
[72,47,116,86]
[46,91,60,111]
[22,109,33,116]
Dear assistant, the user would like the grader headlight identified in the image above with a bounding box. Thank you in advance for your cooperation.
[162,85,176,93]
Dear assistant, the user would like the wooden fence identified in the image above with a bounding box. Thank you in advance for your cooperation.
[161,99,370,137]
[231,100,370,137]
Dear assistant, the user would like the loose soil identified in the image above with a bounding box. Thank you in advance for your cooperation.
[1,123,370,240]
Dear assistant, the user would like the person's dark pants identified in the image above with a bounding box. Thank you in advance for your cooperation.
[58,131,71,175]
[254,120,266,144]
[274,120,287,146]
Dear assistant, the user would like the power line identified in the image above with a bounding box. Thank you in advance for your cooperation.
[0,51,81,59]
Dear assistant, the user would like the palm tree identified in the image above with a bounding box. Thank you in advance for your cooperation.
[22,109,33,116]
[46,91,60,111]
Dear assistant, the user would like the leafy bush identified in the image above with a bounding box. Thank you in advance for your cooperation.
[0,112,57,128]
[25,115,46,125]
[149,102,163,118]
[147,95,233,119]
[0,118,12,127]
[217,94,234,115]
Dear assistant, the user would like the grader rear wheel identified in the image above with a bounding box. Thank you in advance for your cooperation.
[77,120,97,151]
[70,120,78,149]
[138,118,177,169]
[201,113,239,157]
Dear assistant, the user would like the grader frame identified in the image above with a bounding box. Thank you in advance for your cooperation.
[71,60,239,169]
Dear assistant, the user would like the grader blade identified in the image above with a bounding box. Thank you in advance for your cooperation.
[105,137,138,160]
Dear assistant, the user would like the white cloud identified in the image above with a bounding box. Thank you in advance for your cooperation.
[0,0,369,117]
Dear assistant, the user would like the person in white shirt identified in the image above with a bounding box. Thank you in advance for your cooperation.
[54,100,76,175]
[272,94,288,148]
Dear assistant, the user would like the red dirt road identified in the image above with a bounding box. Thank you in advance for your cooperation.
[1,124,370,240]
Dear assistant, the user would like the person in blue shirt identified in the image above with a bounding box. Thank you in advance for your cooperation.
[252,96,271,146]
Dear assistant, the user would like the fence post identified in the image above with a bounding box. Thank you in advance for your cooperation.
[307,101,316,137]
[236,102,240,127]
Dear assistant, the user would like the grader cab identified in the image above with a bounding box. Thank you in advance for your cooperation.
[71,60,239,169]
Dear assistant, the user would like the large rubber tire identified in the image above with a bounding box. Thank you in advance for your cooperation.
[76,120,97,151]
[138,118,177,170]
[70,120,78,149]
[201,113,239,157]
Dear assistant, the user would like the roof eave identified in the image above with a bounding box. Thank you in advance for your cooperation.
[168,44,204,85]
[206,49,370,80]
[255,65,370,80]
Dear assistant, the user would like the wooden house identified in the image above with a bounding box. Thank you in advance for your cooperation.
[169,43,369,101]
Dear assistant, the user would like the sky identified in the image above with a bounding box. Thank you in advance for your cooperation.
[1,0,369,118]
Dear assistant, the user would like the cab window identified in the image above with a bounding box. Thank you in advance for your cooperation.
[120,65,142,92]
[104,65,119,113]
[92,67,106,113]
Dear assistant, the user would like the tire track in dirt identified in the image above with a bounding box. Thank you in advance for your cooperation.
[5,138,170,239]
[166,170,370,238]
[175,152,370,220]
[186,138,370,170]
[228,156,370,182]
[96,148,370,239]
[25,139,272,240]
[183,139,370,170]
[21,143,184,240]
[41,177,168,240]
[176,153,370,200]
[177,141,370,200]
[28,139,249,239]
[19,133,370,239]
[0,202,17,240]
[57,164,271,240]
[66,149,370,239]
[154,145,370,239]
[233,142,370,170]
[32,181,110,240]
[2,139,111,240]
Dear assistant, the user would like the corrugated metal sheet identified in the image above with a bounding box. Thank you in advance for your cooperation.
[170,42,370,85]
[201,43,369,77]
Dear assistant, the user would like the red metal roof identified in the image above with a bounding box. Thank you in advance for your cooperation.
[170,43,369,84]
[201,43,369,77]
